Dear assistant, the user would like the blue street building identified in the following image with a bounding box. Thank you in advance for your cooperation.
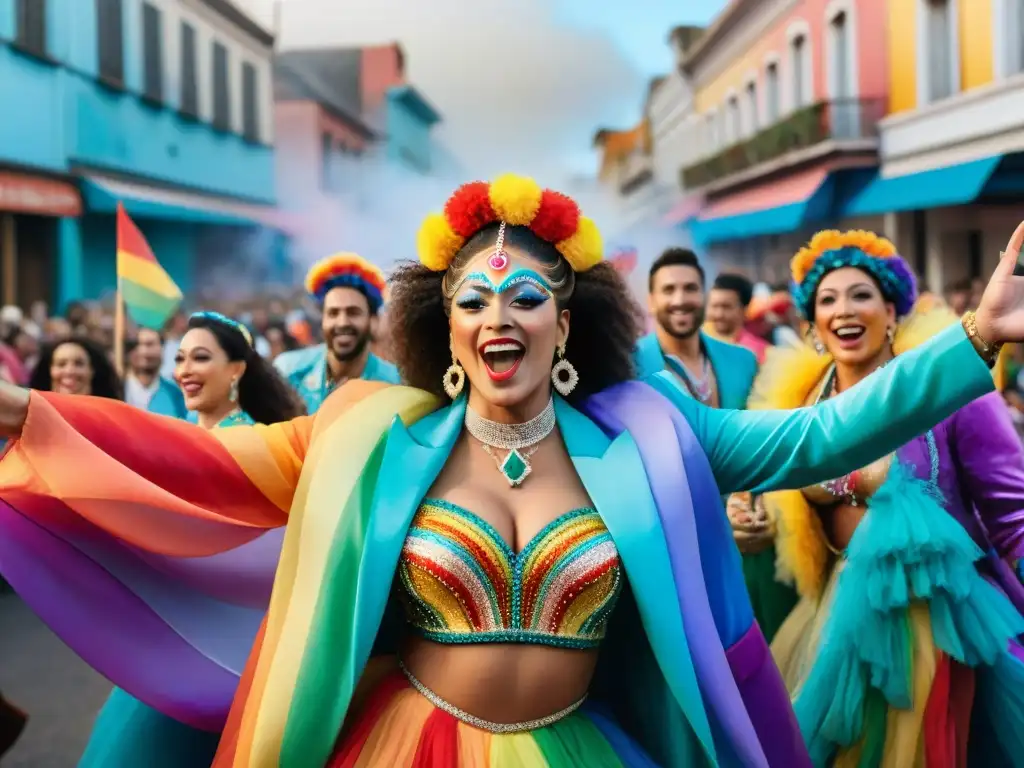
[0,0,287,312]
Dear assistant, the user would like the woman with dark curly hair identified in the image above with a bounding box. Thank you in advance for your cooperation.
[176,311,305,428]
[28,336,122,399]
[0,176,1022,767]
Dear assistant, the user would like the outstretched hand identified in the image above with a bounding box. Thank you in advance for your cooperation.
[975,220,1024,345]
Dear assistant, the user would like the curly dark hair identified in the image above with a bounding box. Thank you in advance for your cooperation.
[389,223,645,403]
[186,315,306,423]
[29,336,123,399]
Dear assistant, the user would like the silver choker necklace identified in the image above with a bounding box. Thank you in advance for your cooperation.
[464,398,556,487]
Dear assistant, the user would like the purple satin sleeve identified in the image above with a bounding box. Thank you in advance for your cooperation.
[727,623,811,768]
[951,392,1024,559]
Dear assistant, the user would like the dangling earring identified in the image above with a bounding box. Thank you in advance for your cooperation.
[810,330,825,356]
[228,378,239,403]
[887,326,896,345]
[551,344,579,396]
[443,335,465,399]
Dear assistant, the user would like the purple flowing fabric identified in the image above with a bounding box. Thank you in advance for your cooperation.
[0,493,280,730]
[584,381,810,768]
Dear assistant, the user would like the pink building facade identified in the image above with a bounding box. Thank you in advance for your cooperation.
[678,0,892,280]
[273,44,442,269]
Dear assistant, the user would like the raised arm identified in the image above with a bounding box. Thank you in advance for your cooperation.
[649,323,996,495]
[950,392,1024,561]
[0,388,307,552]
[0,379,389,731]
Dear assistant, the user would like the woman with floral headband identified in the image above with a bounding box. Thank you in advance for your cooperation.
[76,310,304,768]
[0,176,1022,767]
[736,230,1024,766]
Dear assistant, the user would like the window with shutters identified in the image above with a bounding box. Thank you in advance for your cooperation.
[242,62,260,142]
[212,42,231,131]
[922,0,957,103]
[745,80,758,136]
[765,61,781,123]
[141,2,163,104]
[96,0,124,86]
[179,21,199,118]
[15,0,47,57]
[791,35,808,107]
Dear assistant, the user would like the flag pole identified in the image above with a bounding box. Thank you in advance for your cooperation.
[114,202,126,379]
[114,277,125,379]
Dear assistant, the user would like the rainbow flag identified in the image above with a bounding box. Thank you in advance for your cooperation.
[117,203,182,330]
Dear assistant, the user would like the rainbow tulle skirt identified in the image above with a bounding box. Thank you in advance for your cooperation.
[329,671,658,767]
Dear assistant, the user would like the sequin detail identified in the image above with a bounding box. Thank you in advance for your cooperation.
[398,499,623,649]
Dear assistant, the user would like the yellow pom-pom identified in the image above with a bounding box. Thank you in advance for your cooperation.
[489,174,543,225]
[417,213,464,271]
[556,216,603,271]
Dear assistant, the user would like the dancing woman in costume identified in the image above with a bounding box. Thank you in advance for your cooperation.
[743,230,1024,766]
[0,178,1021,767]
[178,312,305,428]
[77,311,302,768]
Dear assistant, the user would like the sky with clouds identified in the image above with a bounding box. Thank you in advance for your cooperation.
[239,0,728,185]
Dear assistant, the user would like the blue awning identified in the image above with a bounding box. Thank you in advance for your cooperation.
[842,155,1002,217]
[689,172,836,245]
[80,174,287,230]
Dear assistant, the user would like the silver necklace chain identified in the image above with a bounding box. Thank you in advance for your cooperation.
[464,398,557,487]
[464,398,556,449]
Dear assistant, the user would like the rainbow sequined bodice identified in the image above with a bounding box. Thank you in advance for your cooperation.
[398,498,624,649]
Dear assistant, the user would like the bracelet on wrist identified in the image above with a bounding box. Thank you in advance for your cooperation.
[962,311,1002,367]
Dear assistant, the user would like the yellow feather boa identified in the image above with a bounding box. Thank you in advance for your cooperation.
[747,307,969,599]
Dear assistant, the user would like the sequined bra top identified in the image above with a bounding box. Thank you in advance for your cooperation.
[398,498,624,649]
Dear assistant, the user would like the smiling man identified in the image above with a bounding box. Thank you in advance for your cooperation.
[634,248,757,410]
[275,253,400,414]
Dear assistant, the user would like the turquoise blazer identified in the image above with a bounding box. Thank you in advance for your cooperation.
[145,378,188,420]
[0,324,996,767]
[274,345,400,414]
[634,331,758,410]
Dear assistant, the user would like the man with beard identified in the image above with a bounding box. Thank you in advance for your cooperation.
[636,248,796,641]
[124,327,188,418]
[275,253,399,414]
[635,248,757,409]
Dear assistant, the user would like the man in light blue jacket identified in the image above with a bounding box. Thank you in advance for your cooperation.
[123,328,188,419]
[275,253,399,414]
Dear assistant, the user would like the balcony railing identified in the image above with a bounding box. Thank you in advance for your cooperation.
[681,97,885,189]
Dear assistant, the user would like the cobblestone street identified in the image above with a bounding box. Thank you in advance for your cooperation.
[0,593,110,767]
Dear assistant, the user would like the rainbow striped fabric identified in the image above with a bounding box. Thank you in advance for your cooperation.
[117,204,182,330]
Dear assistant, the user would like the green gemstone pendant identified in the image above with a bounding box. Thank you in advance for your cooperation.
[500,449,531,487]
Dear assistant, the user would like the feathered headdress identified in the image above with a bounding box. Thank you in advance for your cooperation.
[416,174,603,272]
[790,230,917,319]
[304,253,386,313]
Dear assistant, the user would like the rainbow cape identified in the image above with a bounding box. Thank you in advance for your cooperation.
[117,204,182,329]
[0,383,808,767]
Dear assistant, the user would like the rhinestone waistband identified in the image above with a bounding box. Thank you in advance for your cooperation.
[397,659,586,734]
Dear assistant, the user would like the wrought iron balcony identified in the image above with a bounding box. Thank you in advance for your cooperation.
[681,97,885,190]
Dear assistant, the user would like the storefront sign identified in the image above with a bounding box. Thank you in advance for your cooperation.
[0,171,81,217]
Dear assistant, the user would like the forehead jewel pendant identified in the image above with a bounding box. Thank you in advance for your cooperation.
[487,221,509,272]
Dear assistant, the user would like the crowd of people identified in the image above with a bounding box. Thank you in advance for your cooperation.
[1,173,1024,767]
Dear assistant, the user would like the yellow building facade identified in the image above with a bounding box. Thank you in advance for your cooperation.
[888,0,1000,115]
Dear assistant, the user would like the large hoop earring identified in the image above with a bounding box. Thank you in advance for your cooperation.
[229,378,239,403]
[551,344,578,397]
[443,335,465,399]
